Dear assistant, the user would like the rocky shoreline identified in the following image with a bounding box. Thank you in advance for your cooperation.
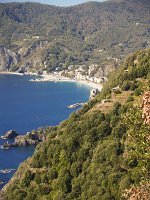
[0,180,6,185]
[0,130,18,140]
[0,169,16,174]
[0,127,54,149]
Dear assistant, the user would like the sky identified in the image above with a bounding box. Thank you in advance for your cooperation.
[0,0,105,7]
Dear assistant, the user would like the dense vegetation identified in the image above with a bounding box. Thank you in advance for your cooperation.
[1,49,150,200]
[0,0,150,74]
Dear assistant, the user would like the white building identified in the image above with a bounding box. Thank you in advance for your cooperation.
[94,77,102,84]
[75,72,86,80]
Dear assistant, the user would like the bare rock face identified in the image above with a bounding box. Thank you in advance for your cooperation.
[96,64,116,78]
[0,46,19,71]
[21,41,49,58]
[1,130,47,149]
[15,135,38,146]
[4,130,18,139]
[89,88,100,99]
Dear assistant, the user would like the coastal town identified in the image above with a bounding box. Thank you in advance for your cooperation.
[29,63,106,92]
[0,63,103,102]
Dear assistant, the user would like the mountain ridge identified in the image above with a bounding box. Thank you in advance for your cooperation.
[0,0,149,77]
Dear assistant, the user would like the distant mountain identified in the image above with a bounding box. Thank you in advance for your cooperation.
[0,0,150,76]
[0,0,40,3]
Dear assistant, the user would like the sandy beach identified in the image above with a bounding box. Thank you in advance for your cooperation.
[30,74,72,82]
[29,73,102,90]
[75,80,102,91]
[0,71,102,90]
[0,71,23,76]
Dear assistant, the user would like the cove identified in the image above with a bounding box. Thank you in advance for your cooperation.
[0,74,91,188]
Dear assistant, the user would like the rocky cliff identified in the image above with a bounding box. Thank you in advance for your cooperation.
[0,46,19,71]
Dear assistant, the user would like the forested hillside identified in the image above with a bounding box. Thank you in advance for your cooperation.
[0,0,150,76]
[1,49,150,200]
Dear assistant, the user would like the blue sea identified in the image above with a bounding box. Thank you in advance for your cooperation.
[0,74,91,188]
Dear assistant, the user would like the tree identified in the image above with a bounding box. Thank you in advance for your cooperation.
[123,107,150,178]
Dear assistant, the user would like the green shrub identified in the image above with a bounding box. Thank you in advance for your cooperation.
[114,90,122,94]
[127,95,134,102]
[134,88,143,96]
[130,81,139,91]
[121,80,131,91]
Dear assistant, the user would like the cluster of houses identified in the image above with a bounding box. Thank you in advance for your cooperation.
[74,64,106,84]
[47,63,107,84]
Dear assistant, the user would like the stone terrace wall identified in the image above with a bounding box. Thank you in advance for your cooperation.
[142,91,150,125]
